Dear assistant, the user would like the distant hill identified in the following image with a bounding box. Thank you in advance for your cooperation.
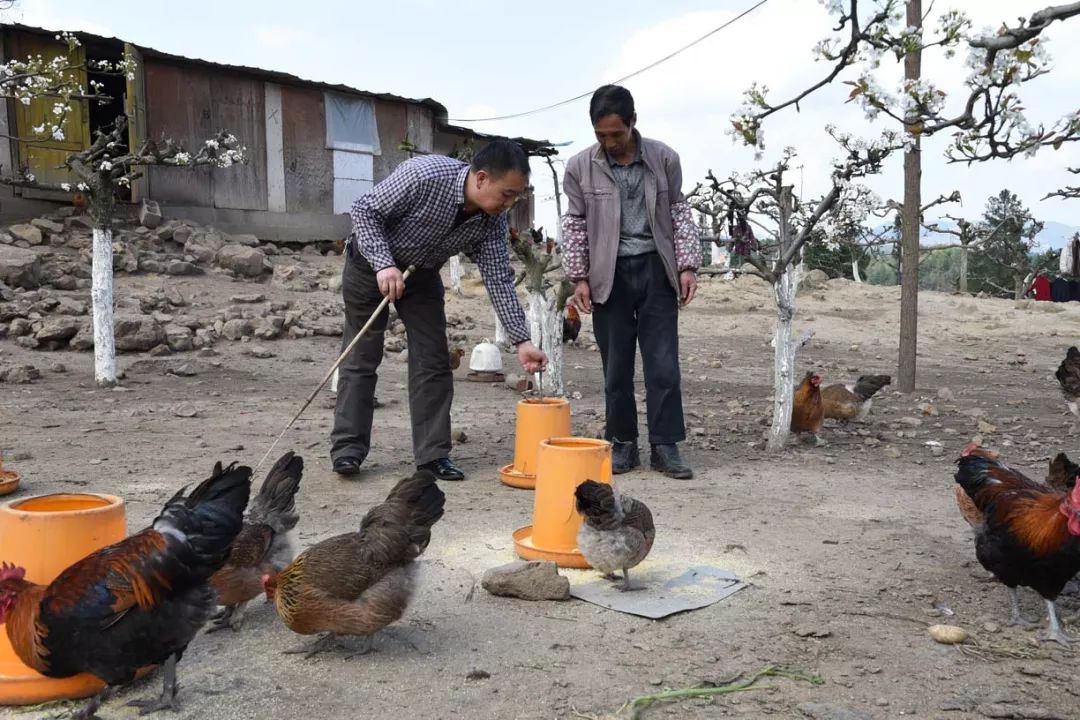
[875,220,1080,250]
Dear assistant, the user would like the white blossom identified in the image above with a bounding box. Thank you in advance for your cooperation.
[76,182,89,192]
[173,151,192,165]
[99,160,113,171]
[60,183,71,191]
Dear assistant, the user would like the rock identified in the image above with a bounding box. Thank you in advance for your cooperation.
[113,316,166,352]
[798,269,830,292]
[328,275,343,293]
[69,325,94,351]
[184,240,217,265]
[172,226,194,245]
[884,446,902,459]
[148,343,172,357]
[8,318,32,337]
[796,702,872,720]
[30,218,64,234]
[166,363,197,377]
[0,364,41,384]
[977,420,996,434]
[938,387,955,402]
[192,230,227,252]
[452,430,467,443]
[228,233,260,247]
[481,560,570,601]
[899,417,922,428]
[55,298,89,316]
[313,321,343,337]
[138,199,162,229]
[245,345,275,359]
[0,245,42,289]
[51,362,67,373]
[35,317,82,342]
[928,624,967,644]
[230,293,266,304]
[165,261,198,276]
[8,224,43,246]
[215,245,267,277]
[164,325,194,352]
[172,403,199,418]
[222,319,255,341]
[253,322,281,340]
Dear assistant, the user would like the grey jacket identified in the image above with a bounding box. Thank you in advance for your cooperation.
[561,134,700,304]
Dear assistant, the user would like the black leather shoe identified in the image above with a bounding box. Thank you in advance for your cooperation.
[418,457,465,481]
[650,444,693,479]
[611,440,640,475]
[332,455,363,476]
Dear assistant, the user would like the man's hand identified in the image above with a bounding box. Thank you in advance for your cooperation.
[516,341,548,374]
[376,266,405,301]
[679,270,697,307]
[571,279,593,314]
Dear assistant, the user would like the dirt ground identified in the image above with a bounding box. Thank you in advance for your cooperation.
[4,256,1080,720]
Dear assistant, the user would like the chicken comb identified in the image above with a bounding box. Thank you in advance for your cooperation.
[960,442,979,457]
[0,562,26,582]
[1070,481,1080,507]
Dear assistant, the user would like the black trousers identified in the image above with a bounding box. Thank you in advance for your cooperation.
[592,252,686,445]
[331,252,452,465]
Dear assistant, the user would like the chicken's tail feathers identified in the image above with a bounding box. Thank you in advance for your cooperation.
[247,451,303,533]
[853,374,891,400]
[155,461,252,574]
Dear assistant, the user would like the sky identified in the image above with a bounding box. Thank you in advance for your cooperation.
[6,0,1079,242]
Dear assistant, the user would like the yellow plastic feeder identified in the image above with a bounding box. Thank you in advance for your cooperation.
[0,493,127,705]
[499,398,572,489]
[513,437,612,568]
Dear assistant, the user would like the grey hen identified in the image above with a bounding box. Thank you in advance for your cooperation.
[574,480,655,591]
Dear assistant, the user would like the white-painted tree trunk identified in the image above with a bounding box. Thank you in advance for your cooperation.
[767,262,801,451]
[526,290,564,397]
[959,243,969,294]
[851,257,862,283]
[449,254,462,295]
[91,227,117,387]
[494,309,509,348]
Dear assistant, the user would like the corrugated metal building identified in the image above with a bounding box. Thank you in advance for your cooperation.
[0,24,551,240]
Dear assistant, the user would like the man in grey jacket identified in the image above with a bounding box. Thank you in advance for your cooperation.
[561,85,701,478]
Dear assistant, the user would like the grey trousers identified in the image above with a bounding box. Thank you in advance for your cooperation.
[331,252,453,466]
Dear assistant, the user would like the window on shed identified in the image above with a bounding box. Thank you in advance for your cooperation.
[325,92,380,153]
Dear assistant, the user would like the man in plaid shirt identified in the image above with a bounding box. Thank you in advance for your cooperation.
[332,140,547,481]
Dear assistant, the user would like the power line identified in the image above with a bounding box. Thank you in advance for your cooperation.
[447,0,770,123]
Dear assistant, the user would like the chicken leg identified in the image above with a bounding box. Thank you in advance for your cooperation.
[618,568,646,592]
[1007,588,1036,628]
[206,601,247,633]
[125,654,179,716]
[66,687,114,720]
[283,633,375,659]
[1042,600,1073,646]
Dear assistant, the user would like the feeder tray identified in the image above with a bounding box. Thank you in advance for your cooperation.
[465,371,505,383]
[0,493,131,705]
[0,457,19,497]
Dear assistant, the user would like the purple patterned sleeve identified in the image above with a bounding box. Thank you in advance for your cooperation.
[671,200,702,271]
[467,216,531,346]
[560,164,590,281]
[663,151,701,272]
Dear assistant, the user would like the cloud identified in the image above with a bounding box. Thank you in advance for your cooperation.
[520,0,1080,236]
[4,0,114,38]
[251,24,315,50]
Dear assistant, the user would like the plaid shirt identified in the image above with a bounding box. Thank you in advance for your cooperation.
[349,155,531,345]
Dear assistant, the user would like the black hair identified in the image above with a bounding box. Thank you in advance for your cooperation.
[471,139,531,178]
[589,84,635,126]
